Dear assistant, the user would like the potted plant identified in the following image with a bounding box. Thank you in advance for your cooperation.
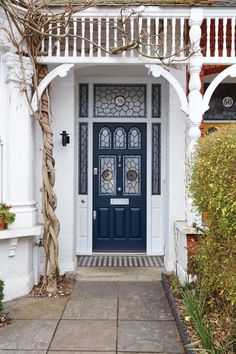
[0,203,16,230]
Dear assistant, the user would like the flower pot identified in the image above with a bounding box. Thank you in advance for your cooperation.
[0,220,6,230]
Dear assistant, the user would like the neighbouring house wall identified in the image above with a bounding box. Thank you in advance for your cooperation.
[203,72,236,133]
[164,65,187,272]
[35,67,77,275]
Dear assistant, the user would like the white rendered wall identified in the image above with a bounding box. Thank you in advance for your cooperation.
[0,49,42,301]
[0,52,7,203]
[35,67,77,274]
[164,65,187,272]
[0,238,34,301]
[174,222,199,285]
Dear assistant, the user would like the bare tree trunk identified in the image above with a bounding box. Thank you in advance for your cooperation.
[37,64,60,292]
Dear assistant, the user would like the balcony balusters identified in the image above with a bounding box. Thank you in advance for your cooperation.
[38,11,236,64]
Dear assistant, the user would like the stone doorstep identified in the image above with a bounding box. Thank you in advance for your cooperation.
[67,267,164,282]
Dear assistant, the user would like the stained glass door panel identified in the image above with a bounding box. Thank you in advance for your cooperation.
[93,123,146,251]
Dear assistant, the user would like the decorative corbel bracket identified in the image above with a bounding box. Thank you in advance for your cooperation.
[8,238,18,257]
[202,64,236,114]
[31,64,74,112]
[146,64,189,115]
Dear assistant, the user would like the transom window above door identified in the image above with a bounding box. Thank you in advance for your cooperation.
[79,83,161,119]
[93,84,147,118]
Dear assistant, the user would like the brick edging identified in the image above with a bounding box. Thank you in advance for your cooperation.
[161,273,195,354]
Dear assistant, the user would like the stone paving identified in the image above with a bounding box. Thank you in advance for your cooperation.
[0,268,184,354]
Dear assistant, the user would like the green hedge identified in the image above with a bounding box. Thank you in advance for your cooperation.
[190,126,236,306]
[0,279,4,313]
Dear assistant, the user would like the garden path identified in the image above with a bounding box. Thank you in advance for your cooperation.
[0,267,184,353]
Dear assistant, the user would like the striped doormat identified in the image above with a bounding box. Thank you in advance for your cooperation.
[77,255,164,267]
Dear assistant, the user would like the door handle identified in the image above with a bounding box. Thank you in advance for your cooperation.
[93,210,97,221]
[117,187,122,192]
[118,155,122,167]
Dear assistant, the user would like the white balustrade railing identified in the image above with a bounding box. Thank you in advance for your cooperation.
[202,13,236,61]
[38,8,236,64]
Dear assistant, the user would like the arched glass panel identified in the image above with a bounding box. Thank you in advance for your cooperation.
[114,127,126,149]
[99,127,111,149]
[128,127,141,149]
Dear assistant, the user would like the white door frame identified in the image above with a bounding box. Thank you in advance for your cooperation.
[76,75,167,255]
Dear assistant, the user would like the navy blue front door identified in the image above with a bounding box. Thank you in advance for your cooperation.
[93,123,146,251]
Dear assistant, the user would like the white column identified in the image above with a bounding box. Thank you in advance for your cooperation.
[2,53,36,228]
[187,9,203,226]
[0,30,12,203]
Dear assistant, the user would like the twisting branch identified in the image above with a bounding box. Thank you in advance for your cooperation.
[37,65,60,292]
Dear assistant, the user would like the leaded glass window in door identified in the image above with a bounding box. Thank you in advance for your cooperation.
[123,156,141,195]
[99,156,116,195]
[128,127,141,149]
[99,127,111,149]
[114,127,126,149]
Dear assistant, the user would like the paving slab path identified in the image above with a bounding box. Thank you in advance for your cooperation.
[0,267,184,354]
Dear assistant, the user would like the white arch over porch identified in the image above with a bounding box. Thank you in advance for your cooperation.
[145,64,189,115]
[202,64,236,114]
[31,64,74,112]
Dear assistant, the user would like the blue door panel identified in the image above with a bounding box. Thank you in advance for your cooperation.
[93,123,146,251]
[114,208,126,239]
[129,208,142,239]
[98,208,110,238]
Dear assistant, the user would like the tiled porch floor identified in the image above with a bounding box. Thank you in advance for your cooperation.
[0,269,184,354]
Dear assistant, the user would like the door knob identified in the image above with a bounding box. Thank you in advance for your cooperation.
[118,155,122,167]
[117,187,122,192]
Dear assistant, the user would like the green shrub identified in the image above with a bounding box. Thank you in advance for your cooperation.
[190,126,236,306]
[0,279,4,313]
